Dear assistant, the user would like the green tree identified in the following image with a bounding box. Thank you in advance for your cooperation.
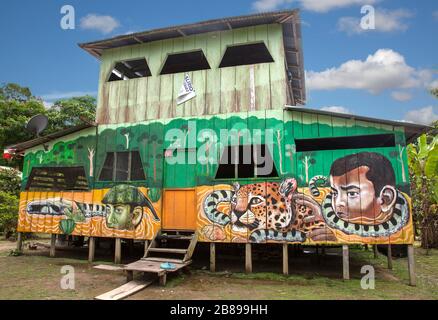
[45,95,96,134]
[0,83,32,102]
[0,85,46,168]
[0,83,96,169]
[0,168,21,239]
[407,130,438,251]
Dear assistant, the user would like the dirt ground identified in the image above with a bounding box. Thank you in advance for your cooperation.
[1,239,437,300]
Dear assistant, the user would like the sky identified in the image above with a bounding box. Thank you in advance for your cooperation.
[0,0,437,124]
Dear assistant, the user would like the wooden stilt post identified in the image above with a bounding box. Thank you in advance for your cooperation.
[210,242,216,272]
[342,245,350,280]
[114,238,122,264]
[88,237,95,263]
[16,232,23,253]
[408,245,416,286]
[373,245,378,258]
[282,243,288,275]
[245,243,252,273]
[143,240,149,258]
[50,234,57,257]
[387,244,393,269]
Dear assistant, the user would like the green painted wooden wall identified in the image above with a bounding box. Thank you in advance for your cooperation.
[96,24,288,124]
[22,111,410,194]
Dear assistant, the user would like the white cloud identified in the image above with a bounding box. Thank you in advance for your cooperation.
[306,49,428,94]
[433,11,438,20]
[429,79,438,89]
[391,91,412,102]
[404,106,438,125]
[80,14,120,34]
[320,106,351,114]
[338,8,413,34]
[40,91,97,102]
[252,0,378,12]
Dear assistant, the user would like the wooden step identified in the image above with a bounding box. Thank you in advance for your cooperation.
[141,257,185,264]
[148,248,187,254]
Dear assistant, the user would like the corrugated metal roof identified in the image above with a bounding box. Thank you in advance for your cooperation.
[79,10,306,105]
[6,123,95,154]
[284,105,431,144]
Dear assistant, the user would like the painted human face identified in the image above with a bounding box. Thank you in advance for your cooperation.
[106,204,132,229]
[330,166,381,222]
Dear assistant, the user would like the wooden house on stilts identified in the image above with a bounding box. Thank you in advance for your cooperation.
[7,10,428,284]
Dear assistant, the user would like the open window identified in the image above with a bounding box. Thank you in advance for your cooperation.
[160,50,211,75]
[99,151,146,181]
[215,144,278,179]
[107,58,152,82]
[219,42,274,68]
[25,166,89,191]
[295,134,396,152]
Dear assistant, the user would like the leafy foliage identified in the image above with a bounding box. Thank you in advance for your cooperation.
[0,83,96,169]
[0,191,19,239]
[408,123,438,249]
[0,168,21,238]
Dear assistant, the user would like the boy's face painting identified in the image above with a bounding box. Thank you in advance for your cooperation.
[106,204,143,230]
[330,166,390,223]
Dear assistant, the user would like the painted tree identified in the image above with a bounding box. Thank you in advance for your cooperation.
[285,143,295,173]
[275,130,284,174]
[87,147,95,177]
[120,128,132,149]
[298,152,316,183]
[390,145,407,183]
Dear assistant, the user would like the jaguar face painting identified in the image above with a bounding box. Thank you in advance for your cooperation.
[202,178,333,243]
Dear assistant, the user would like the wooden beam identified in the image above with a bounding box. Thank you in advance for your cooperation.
[387,244,393,269]
[408,245,416,286]
[373,245,378,258]
[88,237,95,263]
[210,242,216,272]
[16,232,23,253]
[115,238,122,264]
[282,243,288,275]
[245,243,252,273]
[50,234,56,257]
[144,240,149,257]
[342,245,350,280]
[159,273,167,286]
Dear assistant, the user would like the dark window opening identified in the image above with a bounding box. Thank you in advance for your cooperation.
[215,144,278,179]
[295,134,396,152]
[160,50,210,75]
[99,151,146,181]
[219,42,274,68]
[25,167,89,191]
[108,58,152,82]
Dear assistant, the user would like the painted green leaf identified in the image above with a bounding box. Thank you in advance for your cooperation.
[59,219,76,235]
[147,188,161,202]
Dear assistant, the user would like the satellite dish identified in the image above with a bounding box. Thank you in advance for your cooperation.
[25,114,48,137]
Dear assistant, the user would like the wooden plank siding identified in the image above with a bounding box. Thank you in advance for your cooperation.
[96,25,288,124]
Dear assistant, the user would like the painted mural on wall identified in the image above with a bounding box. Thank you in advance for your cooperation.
[197,152,413,244]
[17,112,412,244]
[17,185,161,240]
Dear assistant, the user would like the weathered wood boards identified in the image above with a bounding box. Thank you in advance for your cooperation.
[95,280,152,300]
[97,25,286,124]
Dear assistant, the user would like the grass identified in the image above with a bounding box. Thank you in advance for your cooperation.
[1,240,438,300]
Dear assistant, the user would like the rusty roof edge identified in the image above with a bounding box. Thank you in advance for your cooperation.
[78,9,299,54]
[6,123,96,153]
[284,105,431,129]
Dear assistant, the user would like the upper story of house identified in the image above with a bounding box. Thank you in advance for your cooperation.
[79,10,306,125]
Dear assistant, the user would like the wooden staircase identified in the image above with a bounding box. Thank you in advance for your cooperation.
[124,231,198,286]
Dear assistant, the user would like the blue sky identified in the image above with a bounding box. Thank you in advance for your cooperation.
[0,0,437,124]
